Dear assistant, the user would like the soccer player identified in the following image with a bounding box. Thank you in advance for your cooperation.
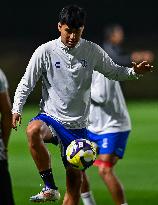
[102,24,154,66]
[81,70,131,205]
[12,4,153,205]
[0,68,15,205]
[80,24,154,205]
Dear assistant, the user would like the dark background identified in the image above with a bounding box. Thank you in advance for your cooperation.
[0,0,158,102]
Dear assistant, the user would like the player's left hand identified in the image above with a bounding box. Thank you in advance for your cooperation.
[132,61,153,74]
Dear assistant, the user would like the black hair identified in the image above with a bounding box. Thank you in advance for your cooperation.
[103,24,123,40]
[59,4,86,29]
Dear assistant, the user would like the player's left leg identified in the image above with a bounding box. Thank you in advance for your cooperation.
[63,166,82,205]
[81,171,96,205]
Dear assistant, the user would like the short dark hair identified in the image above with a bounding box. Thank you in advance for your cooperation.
[59,5,86,29]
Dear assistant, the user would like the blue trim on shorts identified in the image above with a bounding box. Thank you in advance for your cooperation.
[30,113,88,157]
[87,130,130,158]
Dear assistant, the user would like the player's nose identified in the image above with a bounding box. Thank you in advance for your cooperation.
[70,33,76,39]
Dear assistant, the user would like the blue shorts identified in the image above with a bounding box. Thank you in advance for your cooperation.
[87,130,130,158]
[30,113,88,158]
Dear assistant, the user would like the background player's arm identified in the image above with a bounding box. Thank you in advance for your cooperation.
[0,90,12,148]
[94,45,153,81]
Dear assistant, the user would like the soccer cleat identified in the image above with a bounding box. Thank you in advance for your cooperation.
[30,187,60,203]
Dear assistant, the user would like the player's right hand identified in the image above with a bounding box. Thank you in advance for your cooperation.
[12,113,22,131]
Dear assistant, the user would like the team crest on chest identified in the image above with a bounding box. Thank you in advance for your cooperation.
[80,59,88,68]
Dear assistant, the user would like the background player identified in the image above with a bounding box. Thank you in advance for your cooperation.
[103,23,154,66]
[81,70,131,205]
[80,24,154,205]
[0,68,15,205]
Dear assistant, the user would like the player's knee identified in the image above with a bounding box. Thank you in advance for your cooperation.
[26,123,42,144]
[98,161,113,177]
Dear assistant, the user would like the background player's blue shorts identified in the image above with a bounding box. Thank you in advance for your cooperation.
[30,113,88,158]
[87,130,130,158]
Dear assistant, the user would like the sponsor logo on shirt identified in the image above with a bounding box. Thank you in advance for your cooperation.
[55,62,60,68]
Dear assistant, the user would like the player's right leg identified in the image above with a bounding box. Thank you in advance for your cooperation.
[0,159,15,205]
[26,118,60,202]
[26,120,52,171]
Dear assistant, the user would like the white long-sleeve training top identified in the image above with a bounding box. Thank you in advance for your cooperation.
[88,71,131,134]
[12,37,138,129]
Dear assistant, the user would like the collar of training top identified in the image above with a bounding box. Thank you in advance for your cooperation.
[57,37,81,51]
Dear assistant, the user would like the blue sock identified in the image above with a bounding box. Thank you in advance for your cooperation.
[39,168,58,190]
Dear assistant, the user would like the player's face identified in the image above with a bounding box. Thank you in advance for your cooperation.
[58,23,84,48]
[111,28,124,45]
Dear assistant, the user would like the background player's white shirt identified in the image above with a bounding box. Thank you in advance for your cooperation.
[0,68,9,160]
[0,69,8,92]
[12,37,138,129]
[88,71,131,134]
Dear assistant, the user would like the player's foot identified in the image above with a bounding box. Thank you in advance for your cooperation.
[30,186,60,203]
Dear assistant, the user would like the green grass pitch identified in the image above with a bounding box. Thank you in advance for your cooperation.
[8,101,158,205]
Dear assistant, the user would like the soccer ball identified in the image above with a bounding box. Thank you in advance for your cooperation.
[66,139,97,170]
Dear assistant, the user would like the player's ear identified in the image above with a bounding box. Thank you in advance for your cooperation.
[58,22,62,32]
